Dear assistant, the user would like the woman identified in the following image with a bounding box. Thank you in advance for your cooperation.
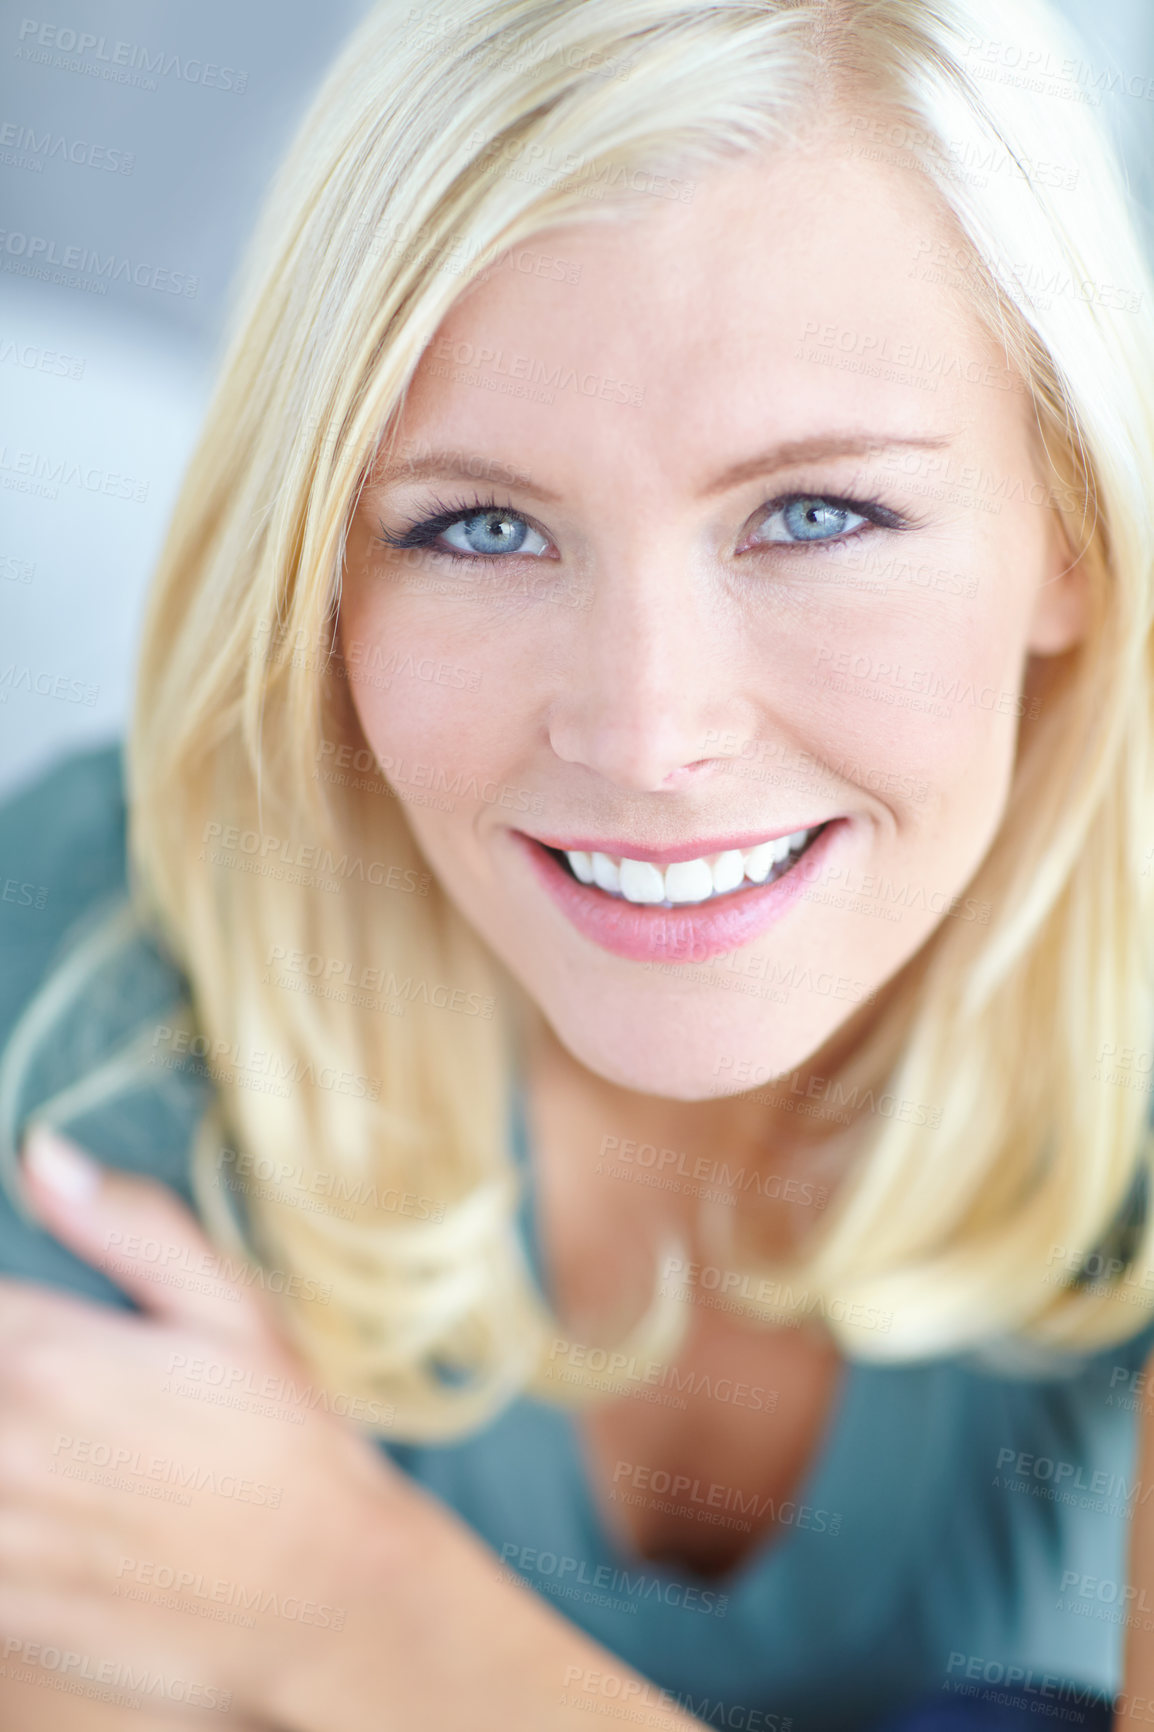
[0,0,1152,1725]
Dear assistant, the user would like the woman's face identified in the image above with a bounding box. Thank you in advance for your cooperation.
[340,131,1086,1100]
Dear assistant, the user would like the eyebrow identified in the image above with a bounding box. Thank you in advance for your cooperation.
[378,433,955,503]
[699,433,954,497]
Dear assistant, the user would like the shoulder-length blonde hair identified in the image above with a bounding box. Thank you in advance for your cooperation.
[7,0,1154,1438]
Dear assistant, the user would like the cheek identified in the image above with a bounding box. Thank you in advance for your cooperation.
[344,651,487,769]
[339,575,526,779]
[779,539,1037,805]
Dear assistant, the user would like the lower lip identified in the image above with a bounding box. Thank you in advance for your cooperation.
[510,823,843,964]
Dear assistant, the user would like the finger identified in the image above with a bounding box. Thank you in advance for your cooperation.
[21,1127,271,1344]
[0,1505,112,1594]
[0,1274,147,1340]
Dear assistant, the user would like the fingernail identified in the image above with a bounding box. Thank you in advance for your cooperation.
[23,1127,102,1204]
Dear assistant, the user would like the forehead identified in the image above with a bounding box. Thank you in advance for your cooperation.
[402,129,1023,477]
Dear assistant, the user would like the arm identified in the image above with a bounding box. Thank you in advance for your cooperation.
[263,1487,704,1732]
[0,1130,703,1732]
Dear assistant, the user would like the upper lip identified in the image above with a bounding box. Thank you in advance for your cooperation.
[521,822,830,867]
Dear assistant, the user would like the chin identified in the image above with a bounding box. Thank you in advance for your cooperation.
[534,990,835,1102]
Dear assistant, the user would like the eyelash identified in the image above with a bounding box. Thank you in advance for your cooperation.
[375,489,910,562]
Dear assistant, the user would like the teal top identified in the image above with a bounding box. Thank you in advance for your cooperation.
[1,745,1151,1732]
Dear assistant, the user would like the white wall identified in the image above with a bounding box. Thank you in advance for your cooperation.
[0,0,372,797]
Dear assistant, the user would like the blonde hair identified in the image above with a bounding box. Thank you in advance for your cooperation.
[6,0,1154,1436]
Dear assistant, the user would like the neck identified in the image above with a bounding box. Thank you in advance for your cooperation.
[520,978,910,1280]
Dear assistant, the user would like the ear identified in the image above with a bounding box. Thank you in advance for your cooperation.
[1025,517,1091,657]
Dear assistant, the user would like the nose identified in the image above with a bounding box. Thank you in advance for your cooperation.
[545,548,744,792]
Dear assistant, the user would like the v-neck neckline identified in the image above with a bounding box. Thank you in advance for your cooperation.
[570,1344,864,1597]
[509,1076,876,1603]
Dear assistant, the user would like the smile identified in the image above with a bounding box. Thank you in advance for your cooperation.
[554,830,820,907]
[512,822,838,964]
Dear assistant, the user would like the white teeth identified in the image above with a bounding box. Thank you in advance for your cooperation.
[565,826,819,906]
[591,851,621,893]
[618,858,666,904]
[663,858,714,903]
[743,840,776,883]
[710,850,746,896]
[568,849,595,884]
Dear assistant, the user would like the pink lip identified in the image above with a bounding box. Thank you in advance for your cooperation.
[525,825,827,867]
[510,822,842,964]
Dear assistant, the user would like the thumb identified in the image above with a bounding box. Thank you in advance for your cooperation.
[21,1124,272,1344]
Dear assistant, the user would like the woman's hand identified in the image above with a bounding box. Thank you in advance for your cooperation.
[0,1128,703,1732]
[0,1126,416,1724]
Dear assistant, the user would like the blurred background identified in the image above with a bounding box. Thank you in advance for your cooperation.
[1,0,1153,800]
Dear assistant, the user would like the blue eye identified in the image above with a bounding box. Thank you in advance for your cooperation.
[377,499,551,560]
[377,488,904,566]
[756,497,869,545]
[441,511,549,557]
